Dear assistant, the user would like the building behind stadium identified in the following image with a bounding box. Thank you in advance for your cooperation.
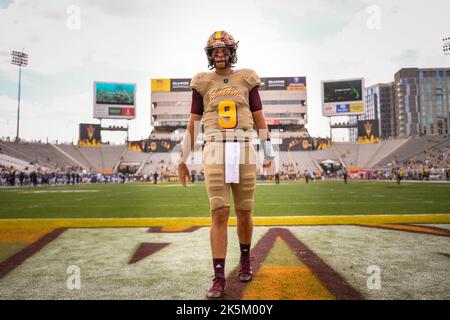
[362,68,450,139]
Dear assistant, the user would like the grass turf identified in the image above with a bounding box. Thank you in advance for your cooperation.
[0,180,449,219]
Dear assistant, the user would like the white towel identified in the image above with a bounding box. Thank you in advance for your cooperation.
[225,142,240,184]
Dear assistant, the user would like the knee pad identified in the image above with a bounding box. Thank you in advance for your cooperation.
[210,197,229,211]
[235,200,254,212]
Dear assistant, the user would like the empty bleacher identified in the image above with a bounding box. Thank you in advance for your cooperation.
[140,153,174,176]
[100,145,127,171]
[367,138,409,168]
[119,149,152,174]
[58,144,127,172]
[0,141,36,164]
[77,147,103,172]
[279,151,318,173]
[56,144,92,170]
[0,141,77,169]
[308,147,340,163]
[0,153,38,171]
[356,143,383,168]
[333,142,359,167]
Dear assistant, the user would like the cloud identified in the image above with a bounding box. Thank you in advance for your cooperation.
[0,0,13,9]
[257,0,367,45]
[393,49,419,65]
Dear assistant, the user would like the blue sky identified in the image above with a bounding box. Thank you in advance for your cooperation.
[0,0,449,143]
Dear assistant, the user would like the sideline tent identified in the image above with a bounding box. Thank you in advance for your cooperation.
[320,159,340,165]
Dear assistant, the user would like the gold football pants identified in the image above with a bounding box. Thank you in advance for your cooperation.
[202,141,257,211]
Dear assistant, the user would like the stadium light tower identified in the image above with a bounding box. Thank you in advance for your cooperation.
[11,50,28,142]
[443,37,450,55]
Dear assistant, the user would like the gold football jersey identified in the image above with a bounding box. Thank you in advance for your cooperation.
[190,68,261,136]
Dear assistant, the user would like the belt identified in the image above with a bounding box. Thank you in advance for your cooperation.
[205,136,251,143]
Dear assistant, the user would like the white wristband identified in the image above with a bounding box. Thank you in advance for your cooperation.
[260,139,275,161]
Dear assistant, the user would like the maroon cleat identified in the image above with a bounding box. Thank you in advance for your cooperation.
[239,255,253,282]
[206,276,226,299]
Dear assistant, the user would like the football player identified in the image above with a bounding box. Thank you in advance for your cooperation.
[178,31,275,298]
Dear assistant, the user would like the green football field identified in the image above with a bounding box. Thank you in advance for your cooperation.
[1,180,450,300]
[1,180,449,219]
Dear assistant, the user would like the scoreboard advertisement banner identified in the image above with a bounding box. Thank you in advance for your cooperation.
[321,78,365,117]
[151,79,171,92]
[151,79,192,92]
[260,77,307,91]
[94,82,136,119]
[79,123,101,147]
[170,78,191,92]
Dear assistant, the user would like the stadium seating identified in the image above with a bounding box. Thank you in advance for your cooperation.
[376,135,448,167]
[77,147,104,172]
[333,142,359,167]
[100,145,127,171]
[140,153,175,176]
[367,138,409,168]
[0,141,77,169]
[278,151,318,173]
[1,135,448,177]
[0,141,40,164]
[0,153,37,171]
[119,149,152,174]
[56,144,93,170]
[356,143,383,168]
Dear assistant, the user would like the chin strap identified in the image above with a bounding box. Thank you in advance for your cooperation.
[215,61,226,69]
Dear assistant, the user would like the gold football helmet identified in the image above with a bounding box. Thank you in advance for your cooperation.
[204,31,238,69]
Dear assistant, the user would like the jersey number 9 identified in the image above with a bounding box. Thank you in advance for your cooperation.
[218,100,237,129]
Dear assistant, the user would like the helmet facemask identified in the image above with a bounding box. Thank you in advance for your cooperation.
[204,31,238,70]
[207,47,237,70]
